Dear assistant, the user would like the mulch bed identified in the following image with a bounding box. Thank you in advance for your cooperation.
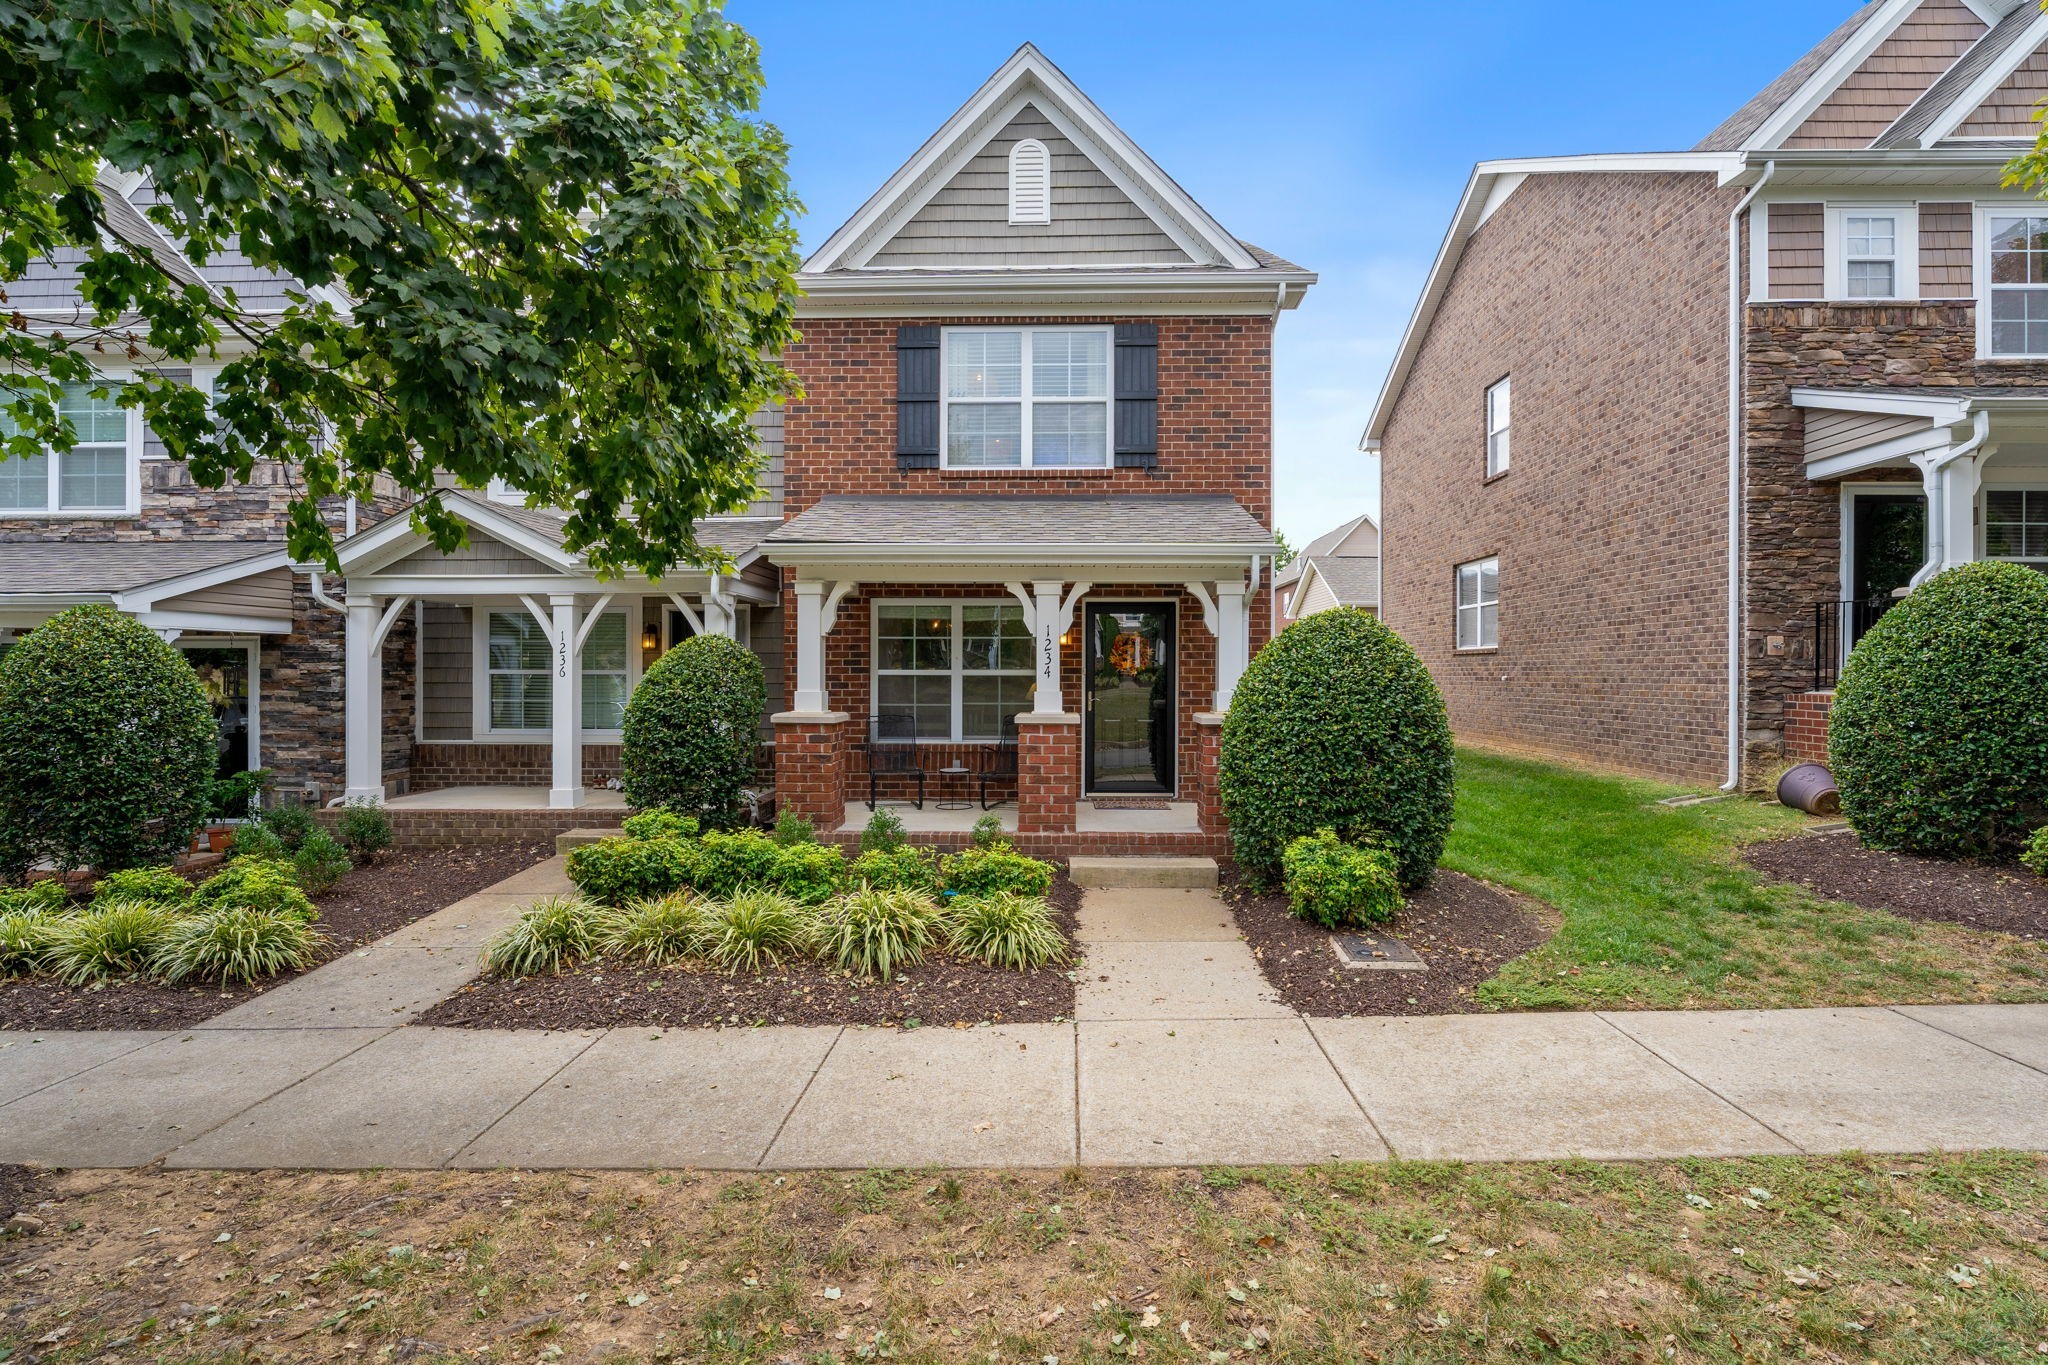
[0,842,554,1032]
[1222,866,1552,1016]
[417,873,1083,1031]
[1745,831,2048,938]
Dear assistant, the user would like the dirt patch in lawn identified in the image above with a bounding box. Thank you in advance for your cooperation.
[0,842,553,1031]
[418,872,1081,1030]
[1746,831,2048,938]
[0,1165,47,1221]
[1223,866,1551,1016]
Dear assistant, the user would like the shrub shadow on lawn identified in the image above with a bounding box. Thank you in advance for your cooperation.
[1746,831,2048,939]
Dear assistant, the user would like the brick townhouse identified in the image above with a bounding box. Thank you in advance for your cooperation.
[1366,0,2048,787]
[1,45,1312,852]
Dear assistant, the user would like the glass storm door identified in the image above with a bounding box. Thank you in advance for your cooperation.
[1084,603,1175,794]
[181,644,254,779]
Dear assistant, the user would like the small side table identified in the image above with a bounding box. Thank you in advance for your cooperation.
[935,763,974,811]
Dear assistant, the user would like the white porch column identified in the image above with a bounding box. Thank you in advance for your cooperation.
[792,579,827,713]
[1214,578,1249,711]
[1031,580,1066,715]
[704,574,735,639]
[548,593,585,809]
[1936,452,1985,573]
[343,595,384,804]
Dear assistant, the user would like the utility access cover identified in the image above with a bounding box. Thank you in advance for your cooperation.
[1331,932,1426,971]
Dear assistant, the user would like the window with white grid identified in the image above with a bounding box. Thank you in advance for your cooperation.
[0,382,134,513]
[942,327,1110,469]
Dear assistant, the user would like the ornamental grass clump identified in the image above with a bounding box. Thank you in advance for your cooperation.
[91,866,191,908]
[156,907,326,985]
[944,893,1068,970]
[42,902,178,985]
[700,889,812,973]
[481,897,603,977]
[599,893,710,967]
[1281,828,1403,930]
[941,844,1054,899]
[820,886,942,981]
[0,912,59,976]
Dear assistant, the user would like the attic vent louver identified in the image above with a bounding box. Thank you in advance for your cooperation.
[1008,138,1050,225]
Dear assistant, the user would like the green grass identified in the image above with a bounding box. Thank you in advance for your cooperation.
[1445,748,2048,1011]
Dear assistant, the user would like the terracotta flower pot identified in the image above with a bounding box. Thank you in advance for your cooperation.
[206,826,232,854]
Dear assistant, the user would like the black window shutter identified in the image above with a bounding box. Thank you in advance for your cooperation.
[1114,323,1158,469]
[895,325,940,470]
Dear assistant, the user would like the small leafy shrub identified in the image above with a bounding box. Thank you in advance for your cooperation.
[970,814,1006,850]
[257,802,316,852]
[623,808,700,842]
[598,893,709,967]
[0,605,218,877]
[942,845,1054,899]
[225,820,287,863]
[482,897,603,976]
[849,845,941,895]
[700,890,812,973]
[42,902,178,984]
[860,808,907,854]
[205,769,270,822]
[1281,828,1403,930]
[772,811,816,846]
[156,907,325,984]
[338,802,393,863]
[1833,563,2048,859]
[694,829,784,897]
[92,866,191,908]
[192,858,317,922]
[0,880,70,915]
[565,836,698,906]
[819,886,941,981]
[2024,827,2048,880]
[0,912,59,975]
[945,893,1068,970]
[1220,608,1455,890]
[772,841,846,904]
[620,635,766,828]
[291,829,353,896]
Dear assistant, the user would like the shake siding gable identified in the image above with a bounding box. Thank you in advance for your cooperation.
[1767,204,1825,298]
[1955,44,2048,135]
[1919,202,1974,296]
[1783,0,1987,148]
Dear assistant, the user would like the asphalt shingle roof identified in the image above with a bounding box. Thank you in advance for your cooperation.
[765,495,1274,547]
[0,542,283,596]
[1303,554,1380,607]
[1877,2,2040,149]
[1695,1,1883,151]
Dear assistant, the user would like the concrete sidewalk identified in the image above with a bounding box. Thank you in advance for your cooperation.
[3,864,2048,1170]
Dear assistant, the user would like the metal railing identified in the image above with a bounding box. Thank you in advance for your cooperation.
[1812,597,1895,691]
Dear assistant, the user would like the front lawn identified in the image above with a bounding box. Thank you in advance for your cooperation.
[1445,749,2048,1011]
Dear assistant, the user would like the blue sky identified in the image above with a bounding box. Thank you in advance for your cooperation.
[737,0,1853,546]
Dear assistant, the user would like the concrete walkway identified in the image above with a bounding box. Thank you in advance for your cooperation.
[4,862,2048,1170]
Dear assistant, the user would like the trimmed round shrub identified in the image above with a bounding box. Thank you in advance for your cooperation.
[291,829,353,896]
[623,808,700,842]
[0,879,72,916]
[225,820,287,863]
[772,841,846,905]
[850,845,942,895]
[93,866,192,908]
[2025,827,2048,879]
[1281,829,1403,930]
[0,604,218,877]
[1220,608,1454,889]
[940,845,1054,899]
[256,802,316,852]
[1831,562,2048,859]
[693,828,784,897]
[338,802,394,862]
[619,635,765,827]
[566,834,700,906]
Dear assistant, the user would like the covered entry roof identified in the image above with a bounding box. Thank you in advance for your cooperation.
[764,495,1275,560]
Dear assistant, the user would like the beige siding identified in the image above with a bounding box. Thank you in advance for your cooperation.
[751,602,785,726]
[868,104,1193,268]
[419,603,472,741]
[1785,0,1986,148]
[1955,44,2048,135]
[1803,409,1932,462]
[1919,201,1974,296]
[389,531,549,576]
[1295,573,1340,617]
[1768,203,1825,298]
[157,567,294,618]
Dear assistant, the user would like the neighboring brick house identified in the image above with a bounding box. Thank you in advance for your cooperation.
[1275,513,1380,624]
[1366,0,2048,787]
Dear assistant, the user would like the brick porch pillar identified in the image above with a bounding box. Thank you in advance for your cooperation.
[771,710,850,830]
[1015,712,1080,835]
[1782,691,1835,764]
[1193,711,1227,834]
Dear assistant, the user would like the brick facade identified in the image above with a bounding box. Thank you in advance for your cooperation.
[314,805,624,852]
[1191,712,1226,834]
[772,714,852,829]
[410,741,624,792]
[1782,690,1835,763]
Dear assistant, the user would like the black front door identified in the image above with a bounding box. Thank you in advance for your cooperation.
[181,645,252,779]
[1084,603,1175,794]
[1852,493,1927,604]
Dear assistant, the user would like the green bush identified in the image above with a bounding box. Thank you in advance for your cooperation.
[225,820,287,863]
[205,768,270,823]
[771,841,845,905]
[156,906,325,984]
[1831,563,2048,859]
[970,814,1006,850]
[849,845,942,895]
[565,836,698,907]
[42,902,178,984]
[819,886,940,981]
[622,808,700,842]
[481,897,603,976]
[941,845,1054,899]
[944,893,1068,970]
[191,858,317,922]
[291,829,354,896]
[92,866,191,908]
[597,893,708,967]
[2022,827,2048,880]
[772,811,816,846]
[0,605,218,877]
[860,808,907,854]
[619,635,765,828]
[700,889,812,973]
[0,911,59,975]
[338,802,393,862]
[1220,607,1454,889]
[257,802,316,852]
[1281,828,1403,930]
[694,829,783,897]
[0,879,69,915]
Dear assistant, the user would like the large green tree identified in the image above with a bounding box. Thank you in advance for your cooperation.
[0,0,799,574]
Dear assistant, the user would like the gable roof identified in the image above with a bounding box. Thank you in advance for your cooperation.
[1275,512,1378,588]
[1697,2,1887,151]
[1292,554,1380,611]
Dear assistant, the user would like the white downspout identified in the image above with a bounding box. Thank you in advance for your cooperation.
[307,571,345,613]
[1722,160,1774,792]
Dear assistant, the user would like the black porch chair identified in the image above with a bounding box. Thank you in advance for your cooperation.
[978,716,1019,810]
[862,711,925,810]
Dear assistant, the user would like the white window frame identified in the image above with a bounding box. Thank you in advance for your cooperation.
[1484,376,1511,478]
[939,325,1113,471]
[870,599,1035,743]
[0,376,144,518]
[1980,481,2048,567]
[1977,204,2048,359]
[472,604,637,739]
[1455,557,1499,652]
[1825,204,1916,302]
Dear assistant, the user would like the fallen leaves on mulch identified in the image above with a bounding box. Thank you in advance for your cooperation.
[1745,831,2048,939]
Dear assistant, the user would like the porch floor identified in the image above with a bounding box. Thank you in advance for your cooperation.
[385,786,629,812]
[836,801,1201,836]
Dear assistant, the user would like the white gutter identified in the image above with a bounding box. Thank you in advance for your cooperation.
[307,571,345,613]
[1722,159,1774,792]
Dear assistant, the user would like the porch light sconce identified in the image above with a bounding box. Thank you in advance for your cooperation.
[1059,629,1073,647]
[642,622,660,653]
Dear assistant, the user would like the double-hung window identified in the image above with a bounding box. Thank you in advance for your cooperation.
[1455,557,1499,651]
[1826,206,1913,302]
[1988,214,2048,357]
[1484,377,1510,477]
[1985,489,2048,569]
[0,381,134,514]
[483,608,632,734]
[942,327,1110,469]
[873,602,1034,741]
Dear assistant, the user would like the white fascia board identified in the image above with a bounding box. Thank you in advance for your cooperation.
[1724,147,2023,188]
[1912,11,2048,146]
[793,269,1314,318]
[0,594,118,611]
[1744,0,1920,152]
[1789,387,1973,421]
[1805,424,1954,480]
[335,497,580,576]
[129,609,292,635]
[115,548,295,611]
